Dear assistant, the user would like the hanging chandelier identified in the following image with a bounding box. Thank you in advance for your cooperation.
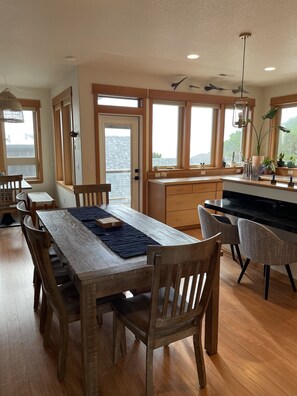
[0,87,24,123]
[232,32,251,128]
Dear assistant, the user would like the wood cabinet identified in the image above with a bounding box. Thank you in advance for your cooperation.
[148,178,223,228]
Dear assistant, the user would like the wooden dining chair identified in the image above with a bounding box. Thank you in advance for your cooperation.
[198,204,243,267]
[17,201,70,328]
[23,214,124,381]
[16,191,28,209]
[73,183,111,207]
[112,234,221,395]
[0,174,23,217]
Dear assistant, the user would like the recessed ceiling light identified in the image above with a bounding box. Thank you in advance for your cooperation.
[65,56,77,62]
[187,54,199,59]
[264,66,276,71]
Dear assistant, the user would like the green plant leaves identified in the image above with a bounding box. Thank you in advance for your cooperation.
[277,126,290,133]
[262,107,278,120]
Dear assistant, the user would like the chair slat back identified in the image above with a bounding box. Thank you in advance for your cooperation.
[73,184,111,207]
[0,174,22,207]
[147,234,221,333]
[23,215,66,314]
[17,200,31,240]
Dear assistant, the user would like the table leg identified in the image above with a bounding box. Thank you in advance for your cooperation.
[204,252,220,355]
[80,283,99,396]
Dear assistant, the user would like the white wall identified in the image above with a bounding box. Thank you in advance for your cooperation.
[48,66,296,209]
[77,65,265,181]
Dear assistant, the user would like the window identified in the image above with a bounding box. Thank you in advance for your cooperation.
[277,106,297,161]
[98,96,139,108]
[52,88,73,186]
[0,100,42,181]
[152,103,182,168]
[223,108,243,165]
[190,106,217,166]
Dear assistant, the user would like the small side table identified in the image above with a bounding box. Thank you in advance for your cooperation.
[27,192,56,226]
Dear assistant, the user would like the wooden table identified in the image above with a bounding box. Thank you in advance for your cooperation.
[37,205,220,396]
[27,191,55,225]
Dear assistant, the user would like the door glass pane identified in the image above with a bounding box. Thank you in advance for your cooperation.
[223,108,243,165]
[4,110,35,158]
[152,104,179,167]
[105,126,131,206]
[190,107,213,165]
[278,106,297,162]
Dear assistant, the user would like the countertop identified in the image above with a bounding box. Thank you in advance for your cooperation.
[148,176,223,185]
[221,175,297,192]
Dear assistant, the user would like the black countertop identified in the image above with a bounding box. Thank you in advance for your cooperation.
[205,190,297,233]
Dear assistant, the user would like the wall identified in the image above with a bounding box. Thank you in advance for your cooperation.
[77,66,265,179]
[50,65,284,208]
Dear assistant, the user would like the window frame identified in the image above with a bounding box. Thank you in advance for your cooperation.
[149,89,255,171]
[151,101,184,169]
[189,103,219,168]
[269,94,297,163]
[0,99,42,183]
[222,105,246,166]
[52,88,74,187]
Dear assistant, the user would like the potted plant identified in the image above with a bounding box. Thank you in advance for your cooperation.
[277,152,285,167]
[262,156,276,174]
[248,107,290,160]
[287,155,296,168]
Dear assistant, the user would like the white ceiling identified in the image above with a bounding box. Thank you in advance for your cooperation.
[2,0,297,90]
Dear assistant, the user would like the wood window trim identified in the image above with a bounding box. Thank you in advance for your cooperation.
[0,99,42,183]
[269,94,297,160]
[92,84,148,212]
[52,88,74,186]
[149,90,255,173]
[21,100,42,183]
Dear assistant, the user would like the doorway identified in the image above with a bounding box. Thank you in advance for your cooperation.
[99,115,140,210]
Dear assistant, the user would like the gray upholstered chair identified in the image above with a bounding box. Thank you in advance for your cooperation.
[198,205,243,267]
[237,218,297,300]
[112,234,221,395]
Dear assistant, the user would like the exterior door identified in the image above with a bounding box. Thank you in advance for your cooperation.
[99,115,140,210]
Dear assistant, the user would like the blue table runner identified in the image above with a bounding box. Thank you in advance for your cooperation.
[68,206,160,259]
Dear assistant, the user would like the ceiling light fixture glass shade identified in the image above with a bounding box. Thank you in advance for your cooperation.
[0,88,24,123]
[232,32,251,128]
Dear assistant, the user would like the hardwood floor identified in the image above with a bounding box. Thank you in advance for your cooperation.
[1,226,297,395]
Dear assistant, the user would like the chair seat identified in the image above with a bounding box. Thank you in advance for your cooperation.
[58,281,126,317]
[113,288,201,338]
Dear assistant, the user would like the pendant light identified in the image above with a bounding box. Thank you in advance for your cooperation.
[0,75,24,123]
[232,32,251,128]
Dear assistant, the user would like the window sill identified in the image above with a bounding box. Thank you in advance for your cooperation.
[56,180,73,192]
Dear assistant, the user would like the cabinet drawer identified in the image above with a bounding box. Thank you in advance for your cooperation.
[166,209,199,227]
[167,191,216,212]
[166,184,192,195]
[192,183,217,193]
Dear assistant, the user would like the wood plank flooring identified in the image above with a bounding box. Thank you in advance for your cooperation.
[1,226,297,395]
